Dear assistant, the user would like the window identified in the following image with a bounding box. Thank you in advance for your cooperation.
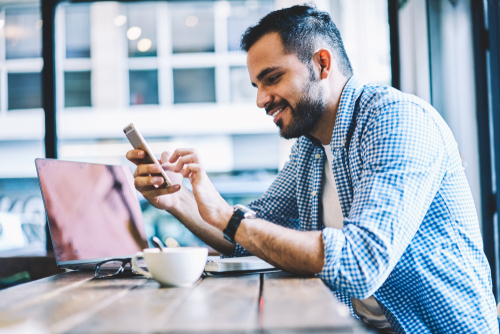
[64,71,91,107]
[0,4,45,256]
[8,72,42,110]
[127,3,157,57]
[5,7,41,60]
[129,70,159,105]
[173,68,216,103]
[170,2,214,53]
[227,1,273,51]
[65,4,91,58]
[230,66,256,103]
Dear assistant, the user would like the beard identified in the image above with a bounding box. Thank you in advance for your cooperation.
[274,80,326,139]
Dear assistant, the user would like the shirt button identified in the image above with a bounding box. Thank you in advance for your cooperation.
[341,139,345,146]
[312,190,317,196]
[315,154,321,159]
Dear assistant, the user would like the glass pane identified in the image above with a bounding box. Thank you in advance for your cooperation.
[5,7,42,59]
[1,5,45,256]
[65,4,91,58]
[129,70,159,105]
[173,68,215,103]
[170,2,214,53]
[0,177,46,255]
[8,73,42,110]
[64,71,92,107]
[227,1,273,51]
[230,66,256,103]
[127,3,157,57]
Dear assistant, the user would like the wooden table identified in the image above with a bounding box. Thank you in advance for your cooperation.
[0,270,370,333]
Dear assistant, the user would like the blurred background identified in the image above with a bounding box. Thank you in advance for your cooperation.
[0,0,392,254]
[0,0,498,297]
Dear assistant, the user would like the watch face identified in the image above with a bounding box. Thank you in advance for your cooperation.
[234,204,256,219]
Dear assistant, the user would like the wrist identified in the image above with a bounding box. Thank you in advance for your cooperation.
[164,187,190,214]
[222,204,256,244]
[218,204,234,231]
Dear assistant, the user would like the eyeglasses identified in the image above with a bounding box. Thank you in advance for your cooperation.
[94,258,133,279]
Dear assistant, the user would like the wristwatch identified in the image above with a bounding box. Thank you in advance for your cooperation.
[223,204,256,244]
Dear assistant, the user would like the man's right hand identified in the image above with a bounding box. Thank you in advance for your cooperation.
[126,149,183,211]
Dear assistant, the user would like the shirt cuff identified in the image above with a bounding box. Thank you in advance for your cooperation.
[319,227,345,288]
[220,243,252,258]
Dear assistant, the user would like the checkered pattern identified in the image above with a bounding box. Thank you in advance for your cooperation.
[224,76,498,333]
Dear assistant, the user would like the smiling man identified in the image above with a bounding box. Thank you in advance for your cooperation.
[127,5,498,334]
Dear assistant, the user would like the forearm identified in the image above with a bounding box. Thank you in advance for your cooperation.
[168,188,236,255]
[234,218,324,275]
[161,148,323,269]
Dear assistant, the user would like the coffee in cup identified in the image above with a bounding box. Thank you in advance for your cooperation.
[131,247,208,287]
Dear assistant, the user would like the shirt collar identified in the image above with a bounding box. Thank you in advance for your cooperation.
[304,76,364,149]
[330,76,364,148]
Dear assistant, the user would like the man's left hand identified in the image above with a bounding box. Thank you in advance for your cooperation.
[168,148,233,231]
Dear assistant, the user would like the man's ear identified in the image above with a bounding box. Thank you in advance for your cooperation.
[315,49,333,80]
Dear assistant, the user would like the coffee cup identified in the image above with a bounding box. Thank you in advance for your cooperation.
[131,247,208,287]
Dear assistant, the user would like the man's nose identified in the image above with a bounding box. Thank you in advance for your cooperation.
[256,87,273,109]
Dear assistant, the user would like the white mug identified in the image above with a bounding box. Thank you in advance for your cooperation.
[131,247,208,287]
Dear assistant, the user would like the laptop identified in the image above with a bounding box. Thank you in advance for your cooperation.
[35,158,149,271]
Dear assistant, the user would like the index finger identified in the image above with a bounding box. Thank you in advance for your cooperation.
[135,163,163,176]
[126,149,146,166]
[169,148,197,163]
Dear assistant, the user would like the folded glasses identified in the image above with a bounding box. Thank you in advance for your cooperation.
[94,258,133,279]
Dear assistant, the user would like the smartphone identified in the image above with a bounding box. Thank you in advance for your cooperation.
[123,123,171,187]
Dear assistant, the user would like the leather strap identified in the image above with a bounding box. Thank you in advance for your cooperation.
[223,208,245,244]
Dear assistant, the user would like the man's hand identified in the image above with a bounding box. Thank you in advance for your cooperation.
[126,149,184,211]
[126,148,237,255]
[169,148,233,231]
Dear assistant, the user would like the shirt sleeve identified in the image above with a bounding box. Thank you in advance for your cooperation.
[320,101,448,299]
[222,140,301,258]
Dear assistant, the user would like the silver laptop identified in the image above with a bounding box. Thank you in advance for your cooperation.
[35,158,149,271]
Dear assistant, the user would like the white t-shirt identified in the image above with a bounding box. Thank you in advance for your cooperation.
[321,146,344,229]
[322,144,395,334]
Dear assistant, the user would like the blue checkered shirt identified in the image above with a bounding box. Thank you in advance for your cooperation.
[225,76,498,333]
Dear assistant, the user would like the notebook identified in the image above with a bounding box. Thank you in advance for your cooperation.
[35,159,149,271]
[204,256,278,277]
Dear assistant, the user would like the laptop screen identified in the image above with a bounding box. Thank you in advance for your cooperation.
[36,159,149,264]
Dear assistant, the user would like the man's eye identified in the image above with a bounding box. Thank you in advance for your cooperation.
[269,75,280,83]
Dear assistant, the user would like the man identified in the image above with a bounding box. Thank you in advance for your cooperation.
[127,5,498,333]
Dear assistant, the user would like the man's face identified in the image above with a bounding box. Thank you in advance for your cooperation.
[247,33,326,139]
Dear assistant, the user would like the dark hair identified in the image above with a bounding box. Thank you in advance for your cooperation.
[240,4,353,77]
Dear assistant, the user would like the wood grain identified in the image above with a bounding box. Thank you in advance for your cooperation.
[261,272,355,333]
[0,270,93,314]
[0,271,147,333]
[0,270,367,334]
[160,275,260,333]
[67,278,201,333]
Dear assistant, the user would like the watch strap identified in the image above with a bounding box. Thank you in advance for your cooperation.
[223,208,246,244]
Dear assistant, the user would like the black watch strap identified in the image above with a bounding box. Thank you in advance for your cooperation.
[223,208,246,244]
